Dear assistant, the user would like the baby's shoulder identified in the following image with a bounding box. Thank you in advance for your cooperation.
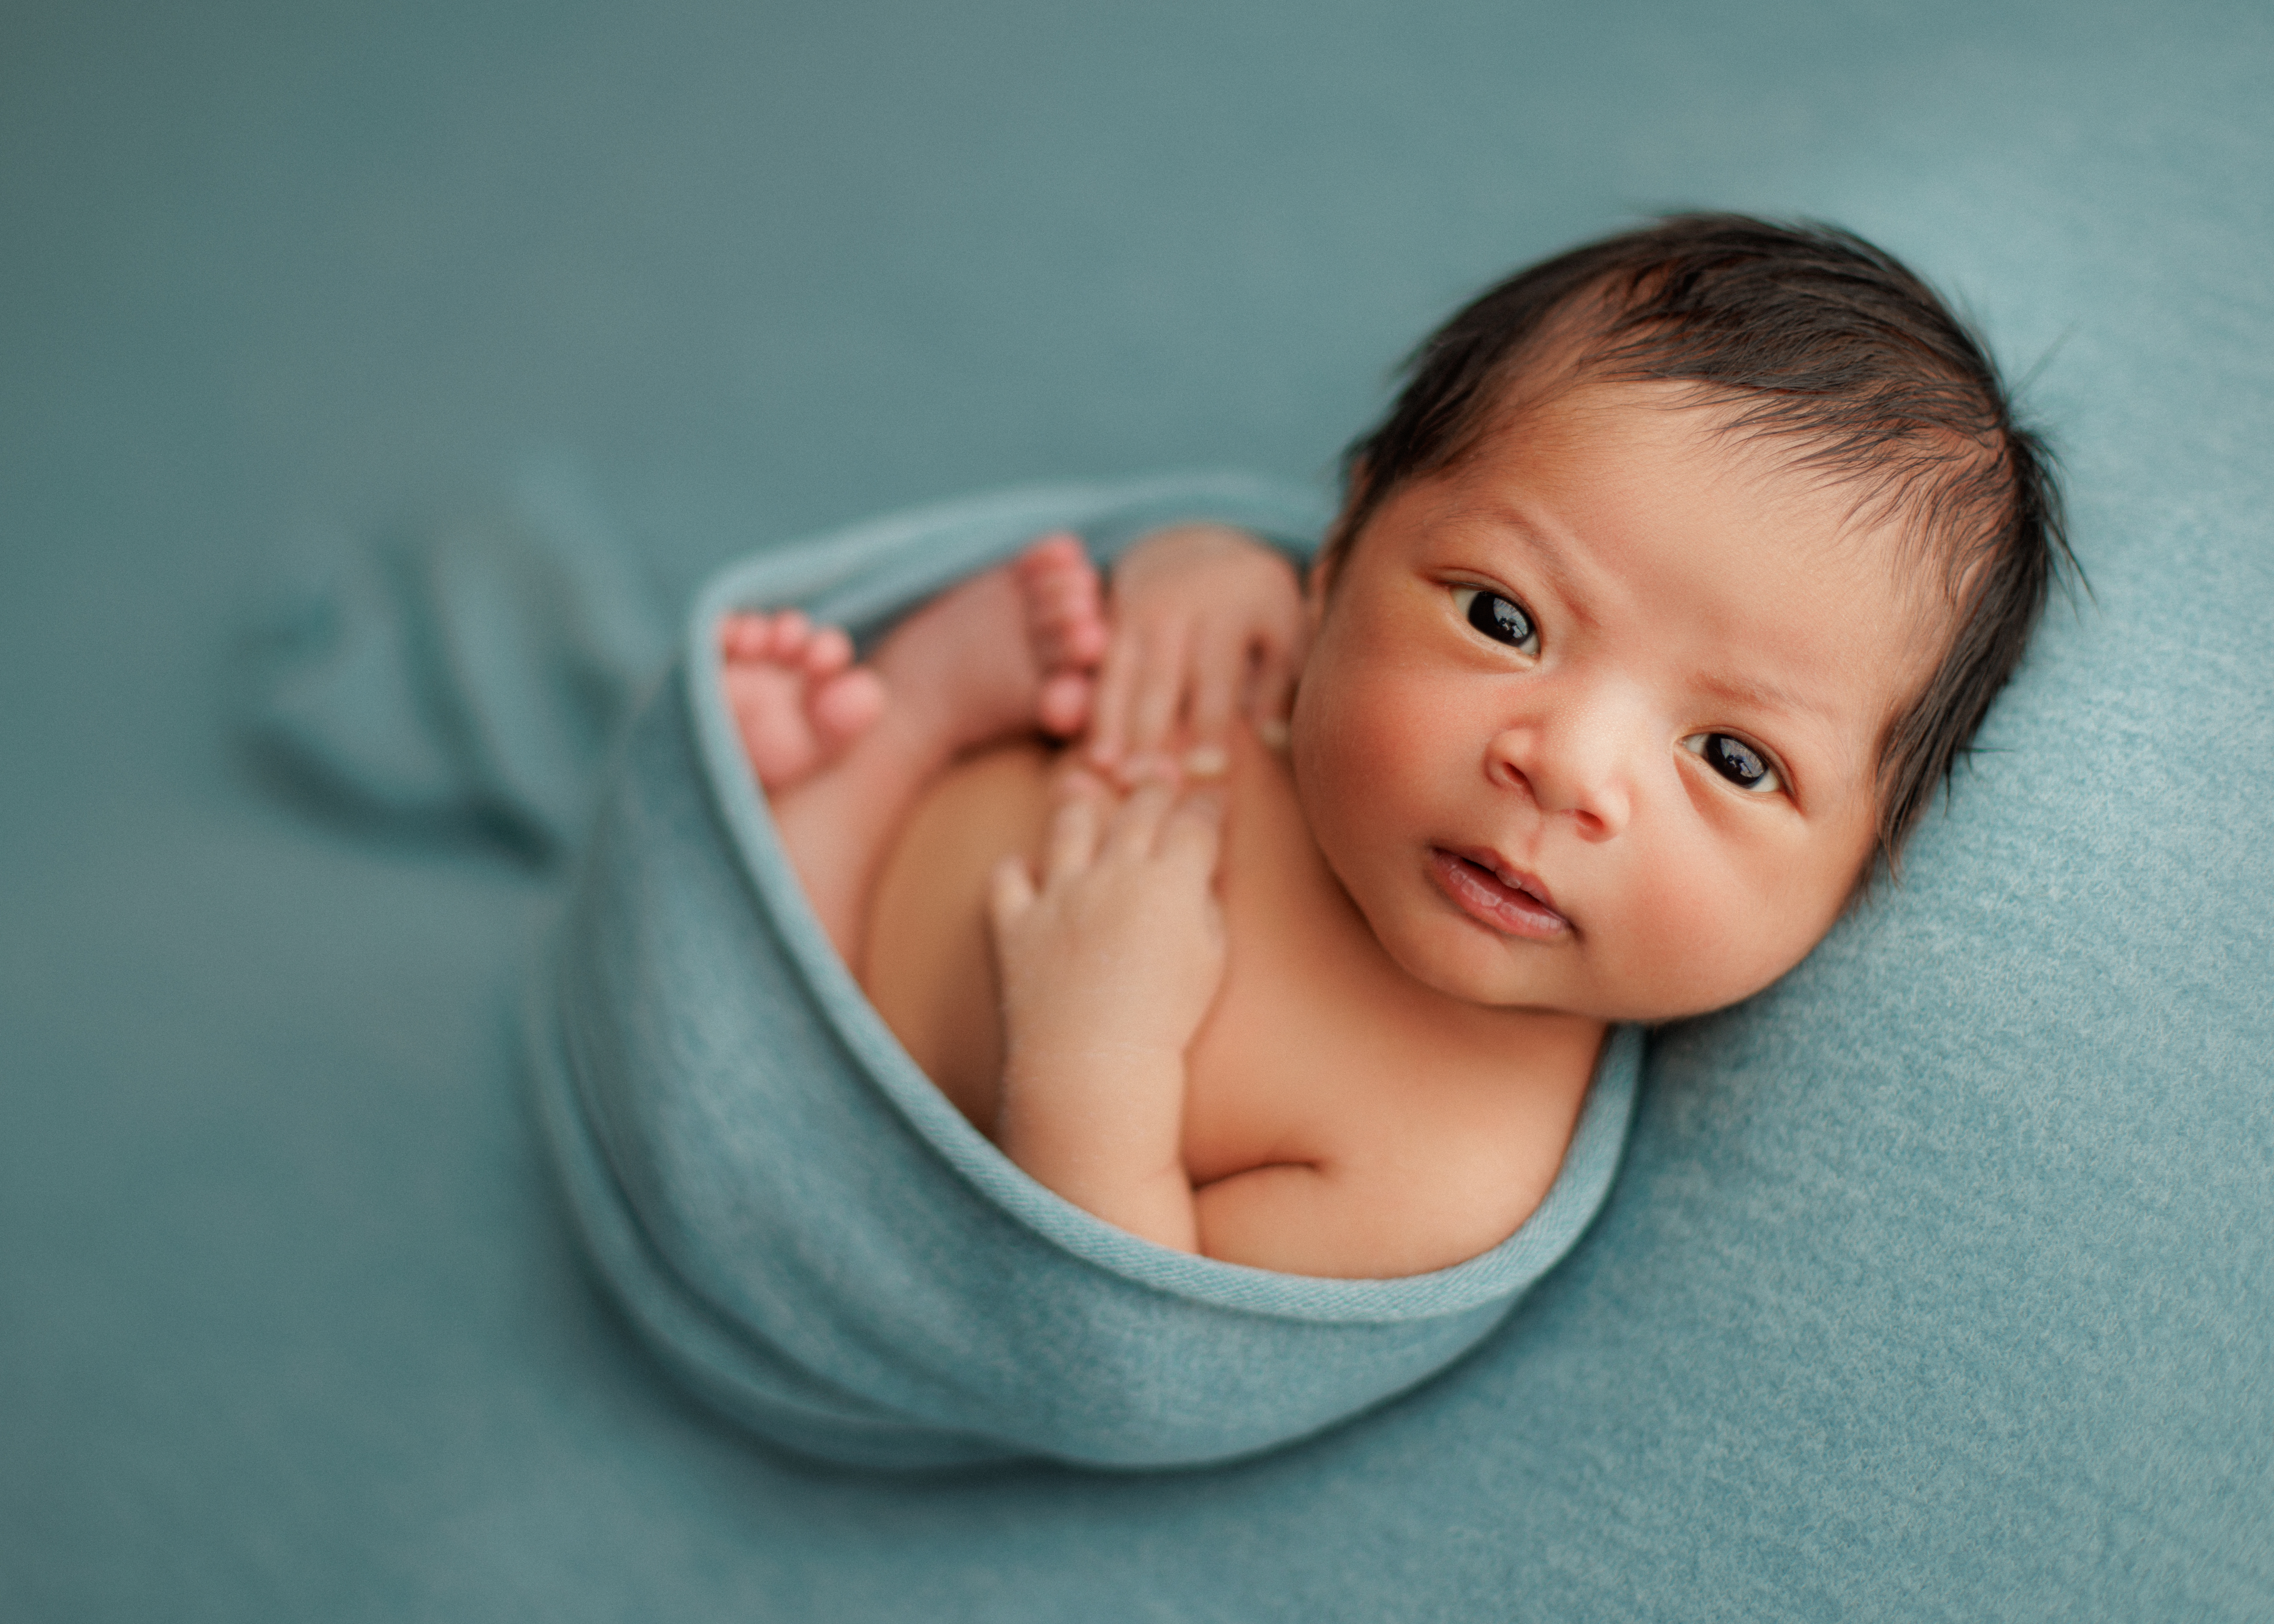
[1189,1053,1593,1277]
[1191,969,1602,1274]
[1337,1050,1594,1258]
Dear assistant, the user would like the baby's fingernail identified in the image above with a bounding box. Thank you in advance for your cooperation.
[1183,744,1229,779]
[1256,718,1290,751]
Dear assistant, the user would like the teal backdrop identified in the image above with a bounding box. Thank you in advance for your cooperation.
[3,2,2268,1618]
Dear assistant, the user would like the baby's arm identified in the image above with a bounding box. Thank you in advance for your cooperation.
[985,771,1226,1251]
[1085,524,1306,779]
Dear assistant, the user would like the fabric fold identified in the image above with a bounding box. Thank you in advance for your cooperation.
[247,472,669,858]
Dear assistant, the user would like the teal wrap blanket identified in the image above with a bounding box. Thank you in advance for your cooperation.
[530,475,1642,1469]
[263,471,1642,1469]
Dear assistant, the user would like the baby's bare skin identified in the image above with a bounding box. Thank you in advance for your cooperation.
[863,724,1598,1277]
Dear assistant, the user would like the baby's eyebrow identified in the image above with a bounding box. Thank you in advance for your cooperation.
[1690,669,1824,724]
[1459,502,1595,624]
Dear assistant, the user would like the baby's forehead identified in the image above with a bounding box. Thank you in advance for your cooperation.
[1488,372,1964,598]
[1420,380,1954,703]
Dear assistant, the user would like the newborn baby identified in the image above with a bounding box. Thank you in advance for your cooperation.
[717,214,2065,1280]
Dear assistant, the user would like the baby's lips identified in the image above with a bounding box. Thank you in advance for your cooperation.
[1449,846,1568,919]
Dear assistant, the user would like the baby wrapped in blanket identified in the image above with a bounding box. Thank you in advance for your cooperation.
[540,215,2066,1466]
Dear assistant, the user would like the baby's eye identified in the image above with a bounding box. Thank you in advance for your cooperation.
[1683,732,1784,794]
[1452,586,1539,654]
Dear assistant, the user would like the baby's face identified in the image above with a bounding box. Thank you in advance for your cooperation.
[1290,379,1936,1022]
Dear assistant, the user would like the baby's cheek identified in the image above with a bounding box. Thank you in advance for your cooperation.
[1612,854,1802,1018]
[1297,664,1413,790]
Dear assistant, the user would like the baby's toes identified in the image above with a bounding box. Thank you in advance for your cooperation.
[799,623,856,678]
[1045,591,1110,669]
[766,610,815,661]
[719,611,775,662]
[722,667,821,790]
[1036,668,1094,739]
[1018,530,1088,576]
[807,666,886,750]
[1018,537,1108,668]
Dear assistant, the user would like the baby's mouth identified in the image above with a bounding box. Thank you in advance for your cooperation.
[1428,848,1571,941]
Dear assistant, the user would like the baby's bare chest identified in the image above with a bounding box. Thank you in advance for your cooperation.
[858,737,1585,1206]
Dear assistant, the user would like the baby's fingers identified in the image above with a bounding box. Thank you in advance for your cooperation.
[1247,644,1300,747]
[1124,624,1188,766]
[1101,779,1181,861]
[1158,788,1226,876]
[1042,776,1107,883]
[1084,630,1140,766]
[1181,624,1244,777]
[987,853,1037,932]
[1088,622,1187,774]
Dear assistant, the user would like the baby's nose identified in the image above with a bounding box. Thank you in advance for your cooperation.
[1487,696,1639,839]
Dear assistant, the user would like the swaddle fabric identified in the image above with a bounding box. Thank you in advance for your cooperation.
[528,476,1643,1468]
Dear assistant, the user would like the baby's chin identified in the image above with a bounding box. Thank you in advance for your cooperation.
[1577,959,1814,1028]
[1369,909,1798,1026]
[1364,908,1598,1019]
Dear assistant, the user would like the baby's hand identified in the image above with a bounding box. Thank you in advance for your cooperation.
[987,772,1228,1069]
[1086,524,1305,783]
[985,771,1226,1248]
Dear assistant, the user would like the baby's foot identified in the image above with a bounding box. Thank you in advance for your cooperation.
[875,532,1109,751]
[718,610,887,792]
[1018,533,1110,737]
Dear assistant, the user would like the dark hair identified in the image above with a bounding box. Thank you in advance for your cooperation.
[1330,213,2074,874]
